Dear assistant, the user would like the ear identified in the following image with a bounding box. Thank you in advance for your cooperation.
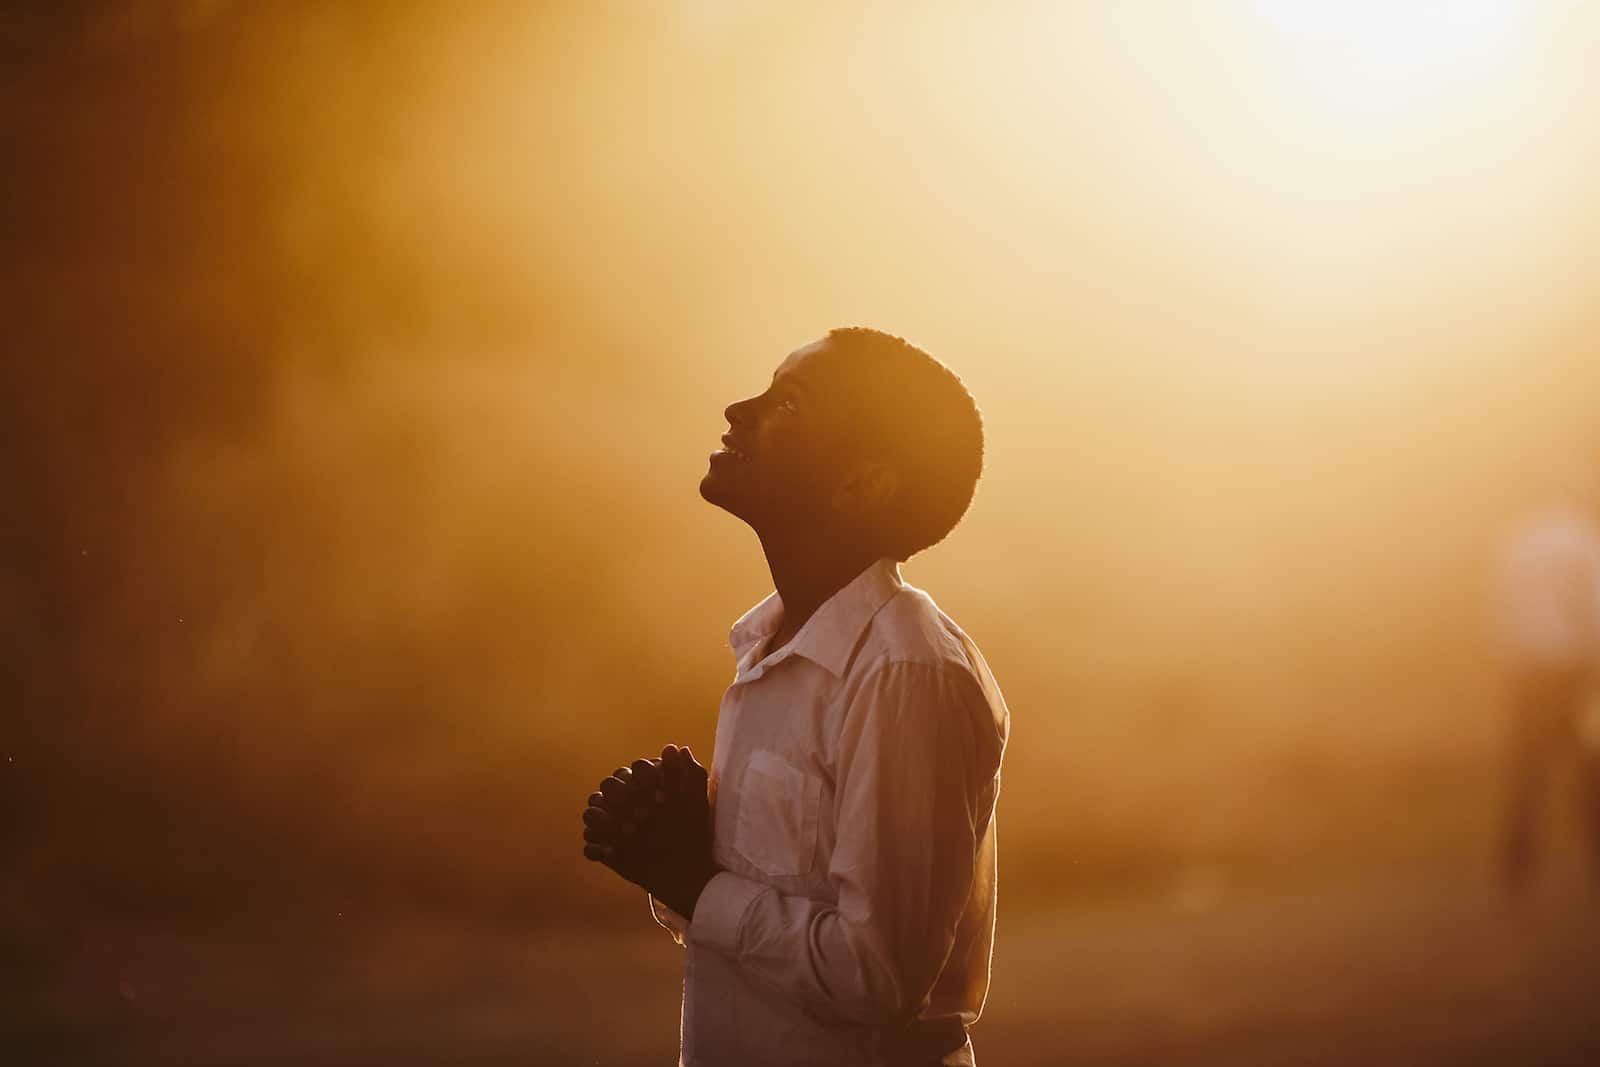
[831,460,900,517]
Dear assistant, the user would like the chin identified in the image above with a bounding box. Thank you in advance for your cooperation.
[699,473,755,523]
[699,471,733,509]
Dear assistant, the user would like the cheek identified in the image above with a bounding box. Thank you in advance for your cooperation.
[760,427,835,491]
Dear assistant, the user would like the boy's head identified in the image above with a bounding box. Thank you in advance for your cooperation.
[700,327,984,561]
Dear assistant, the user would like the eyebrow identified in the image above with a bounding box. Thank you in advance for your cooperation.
[770,371,813,395]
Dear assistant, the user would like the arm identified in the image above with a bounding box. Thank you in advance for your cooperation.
[688,660,1002,1027]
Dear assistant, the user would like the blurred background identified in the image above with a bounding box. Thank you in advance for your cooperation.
[4,1,1599,1063]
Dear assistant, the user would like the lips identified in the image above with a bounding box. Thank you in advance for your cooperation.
[716,433,752,461]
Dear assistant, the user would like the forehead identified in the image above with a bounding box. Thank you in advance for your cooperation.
[772,338,831,384]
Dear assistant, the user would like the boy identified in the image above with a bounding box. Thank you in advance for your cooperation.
[582,327,1009,1066]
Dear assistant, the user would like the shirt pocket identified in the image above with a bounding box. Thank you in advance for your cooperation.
[734,749,822,879]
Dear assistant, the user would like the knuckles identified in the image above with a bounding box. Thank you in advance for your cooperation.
[586,748,710,873]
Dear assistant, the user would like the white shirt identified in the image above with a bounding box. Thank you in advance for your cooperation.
[1500,506,1600,667]
[652,559,1009,1067]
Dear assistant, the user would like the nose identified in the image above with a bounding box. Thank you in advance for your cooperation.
[724,395,756,426]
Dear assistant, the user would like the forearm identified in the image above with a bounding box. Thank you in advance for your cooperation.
[687,870,954,1027]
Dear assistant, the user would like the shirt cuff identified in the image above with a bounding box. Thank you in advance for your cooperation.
[648,893,688,947]
[685,870,765,958]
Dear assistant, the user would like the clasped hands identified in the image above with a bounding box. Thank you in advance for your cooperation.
[582,744,719,920]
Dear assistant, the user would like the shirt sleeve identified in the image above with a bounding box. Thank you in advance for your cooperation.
[685,659,1003,1027]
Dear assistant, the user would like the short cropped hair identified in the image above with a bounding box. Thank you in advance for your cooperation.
[816,327,985,560]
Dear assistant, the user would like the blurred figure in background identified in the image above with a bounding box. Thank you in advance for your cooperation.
[1495,453,1600,898]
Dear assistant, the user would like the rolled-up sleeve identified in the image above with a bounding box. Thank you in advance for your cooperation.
[685,659,1002,1026]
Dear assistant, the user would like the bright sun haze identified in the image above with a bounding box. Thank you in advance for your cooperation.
[7,3,1600,1063]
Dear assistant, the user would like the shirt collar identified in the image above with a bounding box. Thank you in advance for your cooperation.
[728,558,904,679]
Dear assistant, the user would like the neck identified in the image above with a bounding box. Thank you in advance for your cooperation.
[755,527,882,641]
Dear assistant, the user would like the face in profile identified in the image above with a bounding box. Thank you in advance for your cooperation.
[700,338,860,536]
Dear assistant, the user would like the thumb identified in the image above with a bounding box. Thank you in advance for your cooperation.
[679,745,710,785]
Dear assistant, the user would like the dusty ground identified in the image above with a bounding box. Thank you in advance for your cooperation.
[11,858,1599,1066]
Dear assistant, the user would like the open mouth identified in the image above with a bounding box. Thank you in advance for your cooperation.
[714,435,751,462]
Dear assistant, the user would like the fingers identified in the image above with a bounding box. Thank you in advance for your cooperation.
[659,745,682,795]
[598,775,630,808]
[679,745,710,786]
[658,744,709,797]
[584,746,711,882]
[622,760,662,821]
[585,754,680,869]
[590,749,697,836]
[585,805,639,843]
[583,803,636,867]
[630,759,668,809]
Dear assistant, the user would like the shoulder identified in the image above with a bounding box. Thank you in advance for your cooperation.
[859,582,976,673]
[851,581,1007,729]
[842,584,1009,756]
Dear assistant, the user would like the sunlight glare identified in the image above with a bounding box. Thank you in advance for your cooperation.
[1254,0,1530,110]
